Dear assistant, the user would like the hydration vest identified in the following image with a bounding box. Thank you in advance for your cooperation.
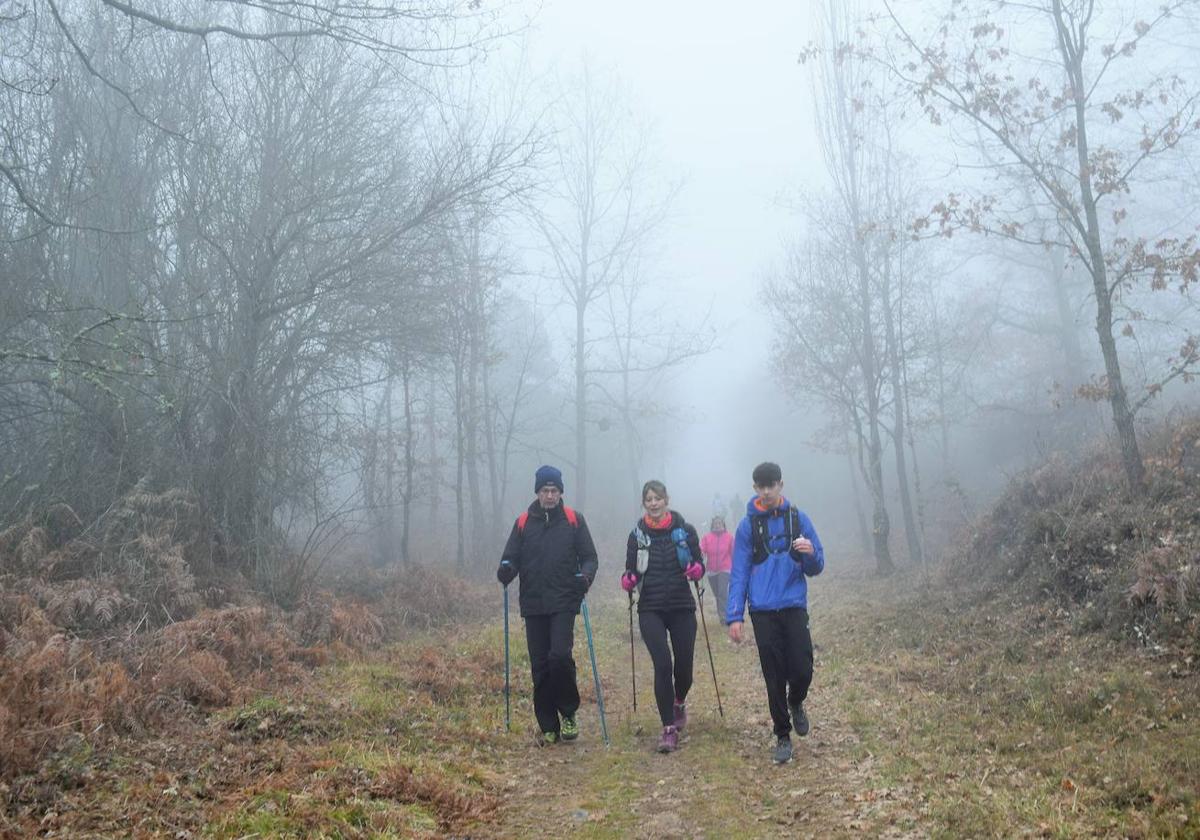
[632,524,692,570]
[751,506,802,565]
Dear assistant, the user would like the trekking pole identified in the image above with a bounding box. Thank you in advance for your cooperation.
[693,581,724,718]
[503,586,511,731]
[627,591,637,713]
[580,596,610,746]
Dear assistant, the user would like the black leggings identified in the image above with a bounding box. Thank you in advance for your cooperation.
[638,608,697,727]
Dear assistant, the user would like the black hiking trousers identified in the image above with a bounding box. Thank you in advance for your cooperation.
[749,606,814,738]
[639,608,697,727]
[524,611,580,735]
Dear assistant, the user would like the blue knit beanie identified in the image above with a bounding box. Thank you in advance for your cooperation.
[534,465,564,493]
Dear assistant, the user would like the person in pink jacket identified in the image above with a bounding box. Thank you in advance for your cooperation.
[700,515,734,626]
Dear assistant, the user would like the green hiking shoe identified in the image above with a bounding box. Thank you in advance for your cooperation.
[560,715,579,741]
[541,731,559,746]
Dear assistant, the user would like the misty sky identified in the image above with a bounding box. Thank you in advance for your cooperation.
[504,1,832,517]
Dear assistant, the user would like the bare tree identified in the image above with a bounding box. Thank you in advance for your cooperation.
[529,61,674,509]
[767,239,895,574]
[879,0,1200,490]
[592,258,713,496]
[799,0,904,573]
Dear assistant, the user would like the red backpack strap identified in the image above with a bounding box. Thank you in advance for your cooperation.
[518,507,576,532]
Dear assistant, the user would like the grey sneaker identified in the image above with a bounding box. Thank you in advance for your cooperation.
[790,702,810,736]
[773,735,793,764]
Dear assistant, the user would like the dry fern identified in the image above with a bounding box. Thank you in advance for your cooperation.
[151,650,233,708]
[16,527,51,573]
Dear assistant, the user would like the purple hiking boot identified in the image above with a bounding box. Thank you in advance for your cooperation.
[657,725,679,753]
[672,700,688,730]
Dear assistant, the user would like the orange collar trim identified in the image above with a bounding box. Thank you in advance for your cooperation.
[643,512,673,530]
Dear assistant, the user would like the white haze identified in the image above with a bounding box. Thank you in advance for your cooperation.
[501,0,837,527]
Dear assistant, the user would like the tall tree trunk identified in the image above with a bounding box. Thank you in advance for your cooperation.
[881,253,923,566]
[930,296,954,485]
[400,354,415,568]
[574,292,588,509]
[621,365,640,499]
[1053,0,1143,490]
[453,352,466,573]
[482,350,503,544]
[853,248,893,575]
[901,346,929,567]
[426,374,440,544]
[380,372,395,568]
[843,425,873,561]
[464,219,487,557]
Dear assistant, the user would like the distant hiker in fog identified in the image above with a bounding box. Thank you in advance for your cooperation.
[620,480,704,753]
[727,462,825,765]
[728,493,744,529]
[496,465,598,745]
[700,515,733,626]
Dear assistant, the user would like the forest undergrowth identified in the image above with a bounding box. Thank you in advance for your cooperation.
[1,419,1199,837]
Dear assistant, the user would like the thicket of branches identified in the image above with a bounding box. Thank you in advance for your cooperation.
[1,2,712,607]
[1,3,532,596]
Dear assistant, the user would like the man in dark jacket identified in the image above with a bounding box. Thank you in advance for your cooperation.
[496,465,599,744]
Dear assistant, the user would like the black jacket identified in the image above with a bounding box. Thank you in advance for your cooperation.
[500,501,599,617]
[625,510,702,613]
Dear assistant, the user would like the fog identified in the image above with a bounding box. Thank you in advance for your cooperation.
[503,0,832,524]
[2,0,1199,587]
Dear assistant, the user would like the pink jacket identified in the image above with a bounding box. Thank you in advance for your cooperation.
[700,530,733,574]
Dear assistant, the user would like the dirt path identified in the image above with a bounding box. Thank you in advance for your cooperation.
[480,576,930,839]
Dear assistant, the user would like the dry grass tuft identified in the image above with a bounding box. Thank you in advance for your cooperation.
[368,764,498,829]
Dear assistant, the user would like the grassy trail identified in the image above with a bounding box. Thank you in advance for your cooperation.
[477,569,1198,838]
[480,580,922,839]
[9,569,1197,838]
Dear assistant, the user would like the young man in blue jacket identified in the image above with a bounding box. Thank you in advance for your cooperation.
[726,461,825,764]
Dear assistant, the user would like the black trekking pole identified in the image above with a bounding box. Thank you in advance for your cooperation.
[627,591,637,713]
[503,585,511,731]
[693,580,724,718]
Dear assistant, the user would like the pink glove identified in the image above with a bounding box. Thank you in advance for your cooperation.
[620,571,639,592]
[684,561,704,581]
